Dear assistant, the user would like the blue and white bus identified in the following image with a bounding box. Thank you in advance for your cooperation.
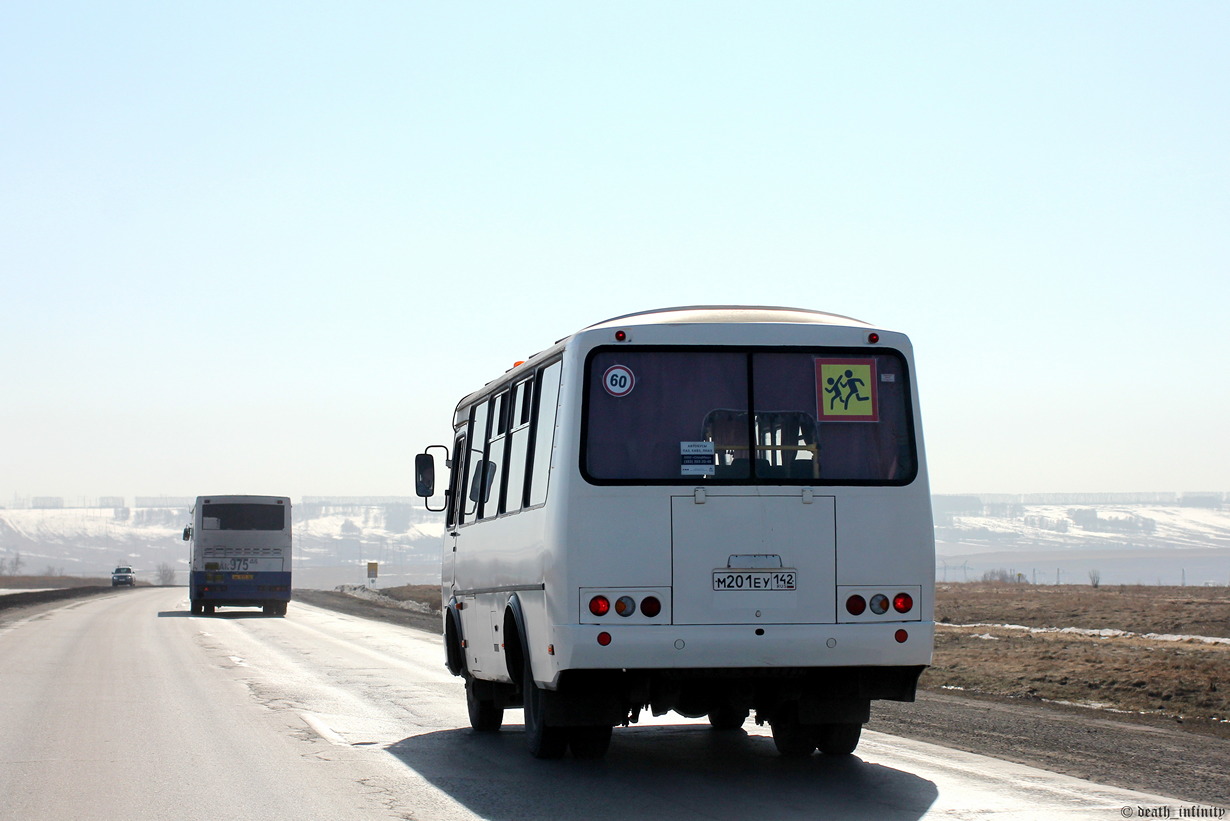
[415,307,934,759]
[184,495,292,616]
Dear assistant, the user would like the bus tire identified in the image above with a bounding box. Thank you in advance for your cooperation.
[190,599,202,615]
[815,723,861,756]
[568,725,612,759]
[522,661,567,759]
[204,604,215,615]
[444,608,466,678]
[466,677,504,732]
[770,708,817,757]
[708,706,749,731]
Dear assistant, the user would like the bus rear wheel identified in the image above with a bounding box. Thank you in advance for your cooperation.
[522,663,567,759]
[770,709,817,757]
[815,723,861,755]
[466,678,504,732]
[190,600,202,615]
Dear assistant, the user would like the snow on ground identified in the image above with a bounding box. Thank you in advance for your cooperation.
[940,622,1230,646]
[937,504,1230,550]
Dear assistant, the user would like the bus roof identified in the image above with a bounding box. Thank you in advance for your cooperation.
[454,306,883,416]
[583,305,872,331]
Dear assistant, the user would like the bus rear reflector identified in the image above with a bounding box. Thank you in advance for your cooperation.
[895,630,908,643]
[597,632,612,646]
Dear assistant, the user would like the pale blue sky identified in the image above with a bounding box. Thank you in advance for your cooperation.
[2,2,1227,501]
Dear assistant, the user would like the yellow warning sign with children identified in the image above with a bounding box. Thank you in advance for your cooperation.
[815,359,880,421]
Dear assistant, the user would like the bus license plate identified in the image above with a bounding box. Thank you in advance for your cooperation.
[713,571,796,591]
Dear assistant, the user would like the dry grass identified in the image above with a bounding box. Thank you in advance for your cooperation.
[377,583,442,612]
[927,583,1230,732]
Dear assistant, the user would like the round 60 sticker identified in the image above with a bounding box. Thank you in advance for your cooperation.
[603,365,636,397]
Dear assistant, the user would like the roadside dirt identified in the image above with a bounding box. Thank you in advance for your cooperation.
[927,583,1230,736]
[292,588,440,633]
[0,578,122,614]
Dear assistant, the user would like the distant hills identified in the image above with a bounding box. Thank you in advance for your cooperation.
[932,493,1230,586]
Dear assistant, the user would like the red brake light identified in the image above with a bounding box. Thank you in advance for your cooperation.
[893,592,913,613]
[846,595,866,616]
[641,596,662,618]
[589,596,610,617]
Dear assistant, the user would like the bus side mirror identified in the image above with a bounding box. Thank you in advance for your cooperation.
[415,453,436,498]
[182,526,192,541]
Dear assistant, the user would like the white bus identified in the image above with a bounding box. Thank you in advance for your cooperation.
[183,495,292,616]
[415,307,934,760]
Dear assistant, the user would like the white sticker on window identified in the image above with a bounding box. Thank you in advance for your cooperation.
[681,441,715,476]
[603,364,636,397]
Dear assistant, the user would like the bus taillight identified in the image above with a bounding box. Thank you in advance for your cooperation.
[589,596,611,617]
[641,596,662,618]
[869,594,890,615]
[845,595,866,616]
[893,592,913,613]
[615,596,636,617]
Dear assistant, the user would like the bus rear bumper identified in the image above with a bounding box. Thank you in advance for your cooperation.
[190,571,291,607]
[548,621,935,680]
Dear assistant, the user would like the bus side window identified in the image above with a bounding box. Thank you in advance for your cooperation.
[469,461,496,507]
[480,390,511,520]
[463,400,491,521]
[527,361,562,507]
[446,432,466,528]
[503,379,533,513]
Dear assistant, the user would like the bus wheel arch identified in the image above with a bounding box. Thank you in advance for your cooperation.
[444,601,466,678]
[502,594,529,686]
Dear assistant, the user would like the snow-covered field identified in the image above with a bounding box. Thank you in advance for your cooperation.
[935,502,1230,585]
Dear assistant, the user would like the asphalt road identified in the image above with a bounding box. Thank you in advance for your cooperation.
[0,588,1207,820]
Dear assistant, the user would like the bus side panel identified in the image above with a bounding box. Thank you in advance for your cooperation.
[452,507,553,684]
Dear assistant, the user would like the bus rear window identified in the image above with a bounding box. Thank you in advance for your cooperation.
[582,348,916,485]
[201,504,286,531]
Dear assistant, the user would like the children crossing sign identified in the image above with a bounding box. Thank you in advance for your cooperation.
[815,358,880,421]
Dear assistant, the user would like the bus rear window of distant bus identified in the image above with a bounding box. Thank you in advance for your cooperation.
[200,503,286,531]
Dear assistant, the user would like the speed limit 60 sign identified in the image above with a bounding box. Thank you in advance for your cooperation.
[602,365,635,397]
